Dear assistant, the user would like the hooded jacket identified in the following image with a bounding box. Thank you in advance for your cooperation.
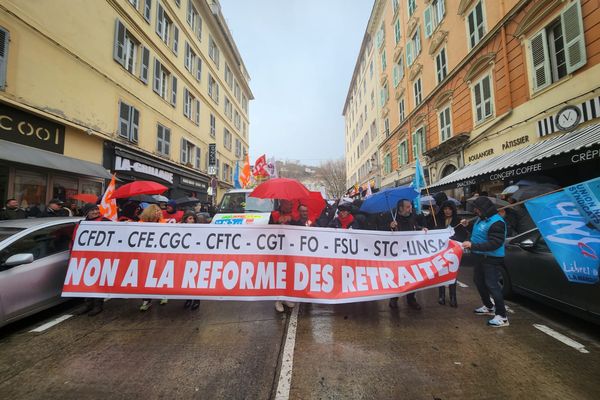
[469,197,506,254]
[435,200,468,242]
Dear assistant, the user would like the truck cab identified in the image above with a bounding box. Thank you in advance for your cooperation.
[211,189,276,225]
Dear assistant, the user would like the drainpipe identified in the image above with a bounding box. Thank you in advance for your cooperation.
[500,0,512,110]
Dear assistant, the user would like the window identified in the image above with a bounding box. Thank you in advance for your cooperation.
[467,1,485,49]
[183,88,200,124]
[242,121,247,137]
[412,127,426,158]
[0,27,8,90]
[208,74,220,103]
[413,28,421,57]
[384,118,390,137]
[413,77,422,106]
[392,0,399,14]
[528,1,586,92]
[195,147,201,169]
[425,0,445,38]
[472,74,493,123]
[157,124,170,155]
[223,128,232,150]
[381,50,387,71]
[224,97,233,120]
[208,35,220,68]
[118,101,139,142]
[369,60,374,78]
[224,64,233,88]
[383,153,392,174]
[210,114,216,137]
[394,19,401,45]
[438,105,452,142]
[370,90,375,109]
[406,28,420,66]
[180,139,195,165]
[153,59,176,105]
[235,138,242,158]
[242,95,248,113]
[128,0,152,23]
[234,81,241,102]
[393,56,404,87]
[0,224,75,268]
[234,110,241,130]
[436,47,447,83]
[376,26,384,48]
[380,81,389,107]
[113,20,150,83]
[156,3,178,54]
[186,0,202,40]
[184,41,196,73]
[398,140,408,166]
[407,0,416,17]
[399,97,405,122]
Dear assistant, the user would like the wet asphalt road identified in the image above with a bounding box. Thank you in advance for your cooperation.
[0,266,599,400]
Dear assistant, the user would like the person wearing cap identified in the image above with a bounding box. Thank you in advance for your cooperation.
[39,199,70,217]
[162,200,184,223]
[77,203,110,316]
[460,196,509,327]
[328,202,358,229]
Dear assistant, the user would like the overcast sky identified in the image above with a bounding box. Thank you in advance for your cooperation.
[220,0,373,166]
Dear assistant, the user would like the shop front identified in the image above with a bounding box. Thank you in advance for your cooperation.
[104,143,209,202]
[0,102,110,214]
[428,124,600,195]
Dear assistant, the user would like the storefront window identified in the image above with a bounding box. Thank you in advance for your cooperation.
[14,170,47,213]
[0,165,8,206]
[80,180,103,200]
[53,176,78,203]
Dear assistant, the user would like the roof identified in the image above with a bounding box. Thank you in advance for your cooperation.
[0,217,82,229]
[429,123,600,190]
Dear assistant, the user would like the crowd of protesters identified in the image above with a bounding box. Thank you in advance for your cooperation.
[2,185,528,328]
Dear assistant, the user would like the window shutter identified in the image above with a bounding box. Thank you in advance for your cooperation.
[0,28,9,89]
[194,99,200,125]
[561,0,586,74]
[437,0,445,20]
[156,4,164,37]
[181,138,187,163]
[424,6,433,38]
[195,147,201,169]
[186,0,192,25]
[529,30,551,91]
[376,29,383,48]
[119,102,130,138]
[183,88,190,117]
[171,76,177,105]
[140,46,150,83]
[153,58,160,93]
[196,58,202,81]
[113,20,126,65]
[393,65,399,87]
[164,128,170,154]
[172,25,179,54]
[131,107,139,142]
[197,17,202,40]
[144,0,152,22]
[415,27,421,55]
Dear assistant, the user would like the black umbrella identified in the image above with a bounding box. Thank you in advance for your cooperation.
[466,196,510,208]
[175,196,202,206]
[511,184,560,202]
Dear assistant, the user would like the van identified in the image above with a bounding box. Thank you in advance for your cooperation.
[211,189,276,225]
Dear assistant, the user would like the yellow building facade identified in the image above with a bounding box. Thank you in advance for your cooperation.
[0,0,251,211]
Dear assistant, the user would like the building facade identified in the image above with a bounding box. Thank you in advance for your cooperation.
[345,0,600,198]
[0,0,251,211]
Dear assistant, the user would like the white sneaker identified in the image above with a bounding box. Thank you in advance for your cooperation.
[488,315,509,327]
[140,301,152,311]
[283,301,296,309]
[160,298,168,305]
[474,305,495,316]
[275,301,285,313]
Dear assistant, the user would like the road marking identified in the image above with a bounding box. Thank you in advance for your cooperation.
[275,306,299,400]
[456,281,469,288]
[29,314,73,333]
[533,324,590,354]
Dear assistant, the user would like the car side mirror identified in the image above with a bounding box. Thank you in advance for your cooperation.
[4,253,34,267]
[519,239,535,249]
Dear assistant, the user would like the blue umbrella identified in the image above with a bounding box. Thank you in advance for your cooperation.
[359,186,420,215]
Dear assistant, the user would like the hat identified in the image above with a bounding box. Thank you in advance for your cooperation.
[140,202,150,210]
[338,202,353,212]
[81,203,99,216]
[167,200,177,208]
[501,185,519,195]
[49,198,64,205]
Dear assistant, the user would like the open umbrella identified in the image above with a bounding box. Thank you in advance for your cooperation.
[295,191,326,222]
[69,193,99,203]
[110,181,168,199]
[467,196,510,208]
[174,196,202,206]
[511,184,560,202]
[359,186,419,214]
[249,178,311,200]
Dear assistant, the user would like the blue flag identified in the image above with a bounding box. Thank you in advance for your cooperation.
[233,161,241,189]
[563,176,600,230]
[525,187,600,284]
[411,158,426,213]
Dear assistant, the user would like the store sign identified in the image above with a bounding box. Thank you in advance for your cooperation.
[115,155,174,183]
[208,144,216,166]
[501,135,529,151]
[467,148,494,163]
[0,103,65,153]
[180,176,207,190]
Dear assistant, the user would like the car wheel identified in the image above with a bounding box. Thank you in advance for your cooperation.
[499,266,513,299]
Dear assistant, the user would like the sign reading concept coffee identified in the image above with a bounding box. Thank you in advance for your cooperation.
[0,103,65,153]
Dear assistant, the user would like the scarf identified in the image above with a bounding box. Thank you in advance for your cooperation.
[338,213,354,229]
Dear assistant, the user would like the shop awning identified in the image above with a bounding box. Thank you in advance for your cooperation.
[428,123,600,190]
[0,139,112,179]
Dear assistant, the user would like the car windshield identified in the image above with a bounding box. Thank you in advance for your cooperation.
[218,193,274,213]
[0,228,25,243]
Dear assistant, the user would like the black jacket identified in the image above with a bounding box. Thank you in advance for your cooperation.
[40,207,70,218]
[0,207,27,220]
[435,201,468,242]
[469,197,506,253]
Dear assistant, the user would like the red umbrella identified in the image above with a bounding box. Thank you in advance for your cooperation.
[70,193,99,203]
[249,178,311,201]
[110,181,168,199]
[294,191,326,222]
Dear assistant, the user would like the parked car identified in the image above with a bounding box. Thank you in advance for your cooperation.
[0,217,81,328]
[502,228,600,324]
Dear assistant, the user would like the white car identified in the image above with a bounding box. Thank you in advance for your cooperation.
[211,189,276,225]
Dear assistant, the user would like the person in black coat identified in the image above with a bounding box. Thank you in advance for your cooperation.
[435,201,468,307]
[0,199,27,220]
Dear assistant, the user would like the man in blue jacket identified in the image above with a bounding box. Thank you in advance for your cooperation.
[461,196,509,327]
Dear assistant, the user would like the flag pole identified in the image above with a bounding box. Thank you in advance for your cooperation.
[418,157,437,227]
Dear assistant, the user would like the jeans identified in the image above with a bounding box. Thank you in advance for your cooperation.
[473,256,506,317]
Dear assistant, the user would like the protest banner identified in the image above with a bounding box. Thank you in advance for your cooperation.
[63,223,463,303]
[564,176,600,231]
[525,186,600,284]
